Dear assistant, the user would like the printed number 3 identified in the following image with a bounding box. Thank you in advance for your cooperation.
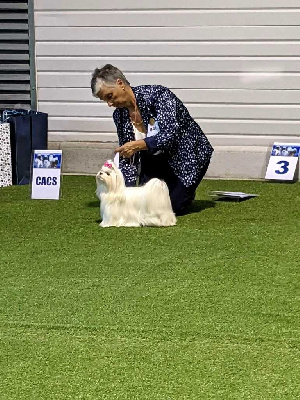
[275,160,289,174]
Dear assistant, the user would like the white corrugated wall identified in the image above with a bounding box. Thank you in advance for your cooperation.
[33,0,300,178]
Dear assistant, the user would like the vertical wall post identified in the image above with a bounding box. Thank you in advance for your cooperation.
[28,0,37,110]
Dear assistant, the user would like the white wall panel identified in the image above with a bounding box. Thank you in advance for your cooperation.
[34,11,300,27]
[35,42,300,57]
[36,57,300,73]
[34,1,300,169]
[34,0,300,10]
[39,102,300,121]
[38,88,300,105]
[48,132,300,149]
[48,117,300,136]
[37,72,300,90]
[35,26,300,41]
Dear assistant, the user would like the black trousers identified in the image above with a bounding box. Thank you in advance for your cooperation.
[139,153,211,215]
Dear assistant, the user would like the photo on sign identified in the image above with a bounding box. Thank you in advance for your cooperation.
[33,153,62,169]
[271,144,300,157]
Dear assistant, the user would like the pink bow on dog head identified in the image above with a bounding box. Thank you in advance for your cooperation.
[104,161,112,168]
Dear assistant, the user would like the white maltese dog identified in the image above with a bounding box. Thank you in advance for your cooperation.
[96,160,176,227]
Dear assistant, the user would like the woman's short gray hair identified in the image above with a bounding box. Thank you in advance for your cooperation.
[91,64,130,97]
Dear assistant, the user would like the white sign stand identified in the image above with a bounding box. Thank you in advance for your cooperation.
[31,150,62,200]
[265,143,300,181]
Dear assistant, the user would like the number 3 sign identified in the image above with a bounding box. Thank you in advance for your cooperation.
[265,143,300,181]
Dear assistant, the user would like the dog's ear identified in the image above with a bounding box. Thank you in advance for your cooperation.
[111,162,118,172]
[112,165,125,193]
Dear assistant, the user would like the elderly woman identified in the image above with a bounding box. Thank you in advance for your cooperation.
[91,64,213,215]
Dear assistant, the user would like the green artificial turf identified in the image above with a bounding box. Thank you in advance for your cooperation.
[0,177,299,399]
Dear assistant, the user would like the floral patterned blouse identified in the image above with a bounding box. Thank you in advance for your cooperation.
[113,85,213,187]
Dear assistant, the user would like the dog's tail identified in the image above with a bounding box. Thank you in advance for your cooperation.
[144,178,168,194]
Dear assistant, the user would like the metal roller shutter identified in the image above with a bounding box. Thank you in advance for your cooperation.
[0,0,36,111]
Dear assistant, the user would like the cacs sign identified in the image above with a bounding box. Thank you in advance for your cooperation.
[31,150,62,200]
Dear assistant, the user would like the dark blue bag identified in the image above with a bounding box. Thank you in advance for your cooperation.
[2,110,48,185]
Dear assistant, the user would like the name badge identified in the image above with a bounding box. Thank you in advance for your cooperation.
[147,118,162,155]
[147,119,160,138]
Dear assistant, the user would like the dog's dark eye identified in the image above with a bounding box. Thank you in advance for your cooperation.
[105,171,110,175]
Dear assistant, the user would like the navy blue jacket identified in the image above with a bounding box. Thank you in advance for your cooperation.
[113,85,213,187]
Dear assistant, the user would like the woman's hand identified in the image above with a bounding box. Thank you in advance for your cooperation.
[115,140,148,158]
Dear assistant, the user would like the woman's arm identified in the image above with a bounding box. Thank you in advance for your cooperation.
[113,109,140,186]
[115,139,148,158]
